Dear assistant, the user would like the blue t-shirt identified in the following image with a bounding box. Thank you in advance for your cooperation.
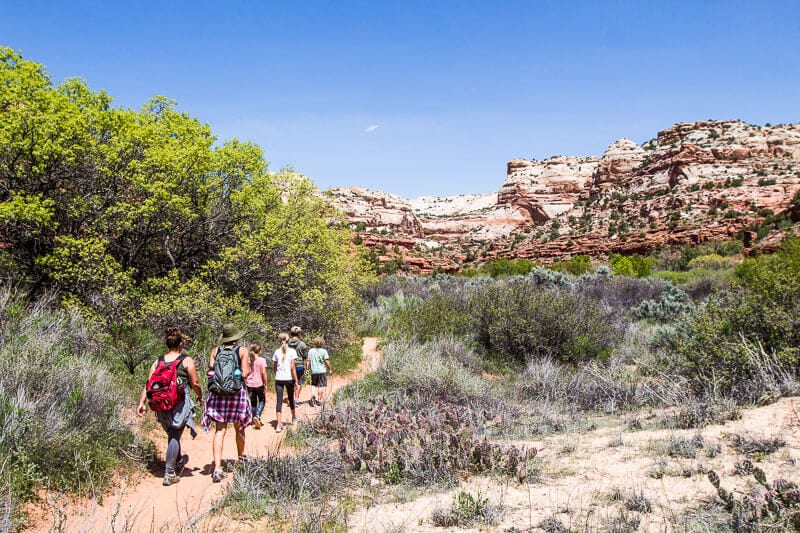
[308,348,329,374]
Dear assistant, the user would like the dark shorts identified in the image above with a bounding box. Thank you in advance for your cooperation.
[296,365,305,383]
[311,373,327,387]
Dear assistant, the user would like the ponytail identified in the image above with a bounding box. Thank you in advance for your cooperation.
[278,332,289,363]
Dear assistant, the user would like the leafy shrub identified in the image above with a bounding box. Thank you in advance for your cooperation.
[610,253,653,277]
[675,238,800,400]
[480,258,535,277]
[471,280,617,363]
[388,292,473,342]
[549,254,592,276]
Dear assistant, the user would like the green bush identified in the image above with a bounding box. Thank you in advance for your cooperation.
[388,292,473,342]
[479,258,535,277]
[610,254,653,277]
[471,280,617,363]
[549,254,592,276]
[675,238,800,400]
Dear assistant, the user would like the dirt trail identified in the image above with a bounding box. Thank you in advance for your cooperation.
[39,337,381,532]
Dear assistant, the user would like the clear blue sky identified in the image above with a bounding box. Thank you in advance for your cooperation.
[3,1,799,197]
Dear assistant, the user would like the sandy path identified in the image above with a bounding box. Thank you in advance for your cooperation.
[40,337,381,533]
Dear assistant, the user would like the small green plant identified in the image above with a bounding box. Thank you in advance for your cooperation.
[431,490,503,527]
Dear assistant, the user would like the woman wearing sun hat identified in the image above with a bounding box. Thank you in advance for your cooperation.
[202,322,251,483]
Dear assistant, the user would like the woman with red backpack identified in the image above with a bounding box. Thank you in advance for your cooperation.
[137,326,203,486]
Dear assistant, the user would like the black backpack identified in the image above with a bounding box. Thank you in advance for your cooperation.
[208,346,242,396]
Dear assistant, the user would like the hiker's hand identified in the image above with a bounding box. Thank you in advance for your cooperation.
[136,403,146,417]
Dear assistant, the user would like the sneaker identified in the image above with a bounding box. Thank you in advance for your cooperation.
[275,425,283,433]
[175,454,189,476]
[163,472,179,486]
[291,417,298,425]
[253,417,262,429]
[310,398,319,407]
[212,469,226,483]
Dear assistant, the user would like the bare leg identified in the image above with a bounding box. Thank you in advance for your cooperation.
[213,421,227,471]
[235,422,245,458]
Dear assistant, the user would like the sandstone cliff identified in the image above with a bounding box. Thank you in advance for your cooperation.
[328,120,800,273]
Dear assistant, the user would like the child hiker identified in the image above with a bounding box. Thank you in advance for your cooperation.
[307,336,332,406]
[246,342,268,429]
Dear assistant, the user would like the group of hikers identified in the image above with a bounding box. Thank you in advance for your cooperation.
[136,322,332,485]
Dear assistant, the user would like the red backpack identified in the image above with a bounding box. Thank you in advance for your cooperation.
[146,355,186,411]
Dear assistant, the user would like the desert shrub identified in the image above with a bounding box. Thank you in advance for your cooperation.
[480,258,535,277]
[431,490,503,527]
[727,434,786,457]
[675,238,800,400]
[225,451,344,517]
[631,280,693,321]
[664,396,741,429]
[0,287,137,516]
[388,292,473,342]
[525,267,574,289]
[609,253,653,277]
[577,274,690,323]
[549,254,592,276]
[471,280,617,363]
[517,357,659,413]
[668,434,704,459]
[687,254,739,270]
[343,338,489,402]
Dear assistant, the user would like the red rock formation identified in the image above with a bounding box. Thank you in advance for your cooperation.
[328,120,800,273]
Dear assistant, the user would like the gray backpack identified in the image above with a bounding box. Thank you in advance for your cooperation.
[208,346,242,396]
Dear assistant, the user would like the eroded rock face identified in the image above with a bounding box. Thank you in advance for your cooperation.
[593,138,648,189]
[329,120,800,274]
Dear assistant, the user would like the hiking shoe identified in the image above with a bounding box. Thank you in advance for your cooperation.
[212,469,226,483]
[175,454,189,476]
[163,472,179,486]
[253,417,262,429]
[275,425,283,433]
[291,417,298,425]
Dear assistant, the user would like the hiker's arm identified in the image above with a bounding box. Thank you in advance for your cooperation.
[239,346,251,379]
[291,362,298,384]
[325,359,332,374]
[260,362,268,387]
[208,347,218,369]
[184,357,203,403]
[136,361,158,417]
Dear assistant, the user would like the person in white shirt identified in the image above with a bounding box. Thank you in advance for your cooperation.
[271,332,299,433]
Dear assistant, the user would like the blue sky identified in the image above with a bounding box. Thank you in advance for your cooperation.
[3,1,799,197]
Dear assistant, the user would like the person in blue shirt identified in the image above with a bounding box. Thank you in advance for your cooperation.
[307,336,332,407]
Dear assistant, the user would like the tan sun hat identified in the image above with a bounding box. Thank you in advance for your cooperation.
[218,322,245,344]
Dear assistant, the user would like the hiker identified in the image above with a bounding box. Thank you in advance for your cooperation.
[308,336,332,406]
[273,331,299,433]
[137,326,202,486]
[246,342,269,429]
[202,322,251,483]
[287,326,308,404]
